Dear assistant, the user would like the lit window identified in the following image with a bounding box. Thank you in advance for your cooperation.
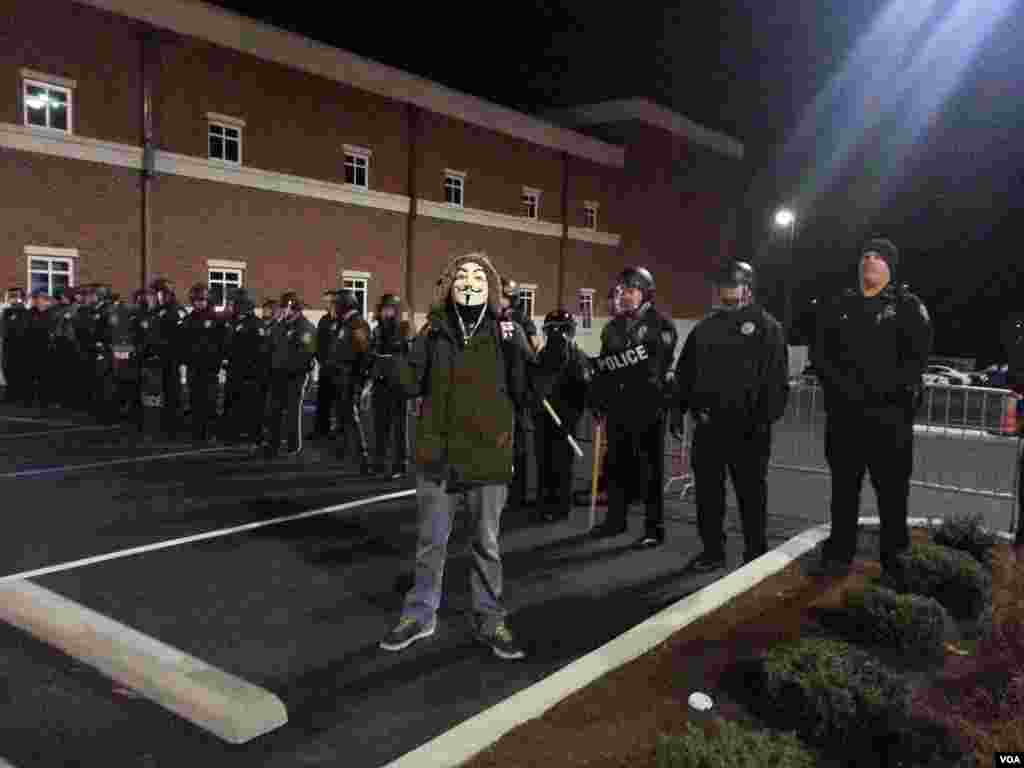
[208,269,243,308]
[518,285,536,320]
[209,122,242,164]
[342,274,369,317]
[344,146,371,188]
[28,253,74,296]
[444,171,465,207]
[522,188,541,220]
[583,202,598,230]
[23,79,72,133]
[577,289,594,330]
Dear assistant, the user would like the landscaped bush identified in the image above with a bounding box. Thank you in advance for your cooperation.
[842,585,949,657]
[932,513,998,567]
[886,715,977,768]
[753,637,910,749]
[883,543,992,620]
[656,720,817,768]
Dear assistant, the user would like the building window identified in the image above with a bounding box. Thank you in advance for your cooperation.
[208,121,242,164]
[27,249,75,296]
[522,187,541,220]
[342,271,370,317]
[577,289,594,331]
[208,268,243,308]
[344,145,371,189]
[583,201,599,230]
[23,78,72,133]
[518,285,536,320]
[444,170,466,207]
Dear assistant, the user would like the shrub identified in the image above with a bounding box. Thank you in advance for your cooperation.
[932,513,998,568]
[656,720,817,768]
[886,715,976,767]
[753,637,910,748]
[883,543,992,620]
[841,585,949,657]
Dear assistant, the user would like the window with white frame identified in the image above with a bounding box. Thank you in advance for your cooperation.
[342,272,370,318]
[208,114,243,164]
[522,187,541,220]
[518,285,536,321]
[208,265,244,308]
[26,248,75,297]
[583,201,598,230]
[22,74,73,133]
[577,289,594,331]
[344,145,371,189]
[444,170,465,207]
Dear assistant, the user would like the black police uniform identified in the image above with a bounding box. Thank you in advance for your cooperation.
[181,305,227,442]
[590,300,678,542]
[2,299,30,404]
[674,303,790,564]
[532,316,591,522]
[814,282,933,568]
[25,302,54,408]
[369,313,411,475]
[223,309,270,446]
[92,301,136,423]
[50,299,80,409]
[151,300,188,439]
[313,307,339,438]
[266,312,316,456]
[327,308,372,470]
[72,297,105,412]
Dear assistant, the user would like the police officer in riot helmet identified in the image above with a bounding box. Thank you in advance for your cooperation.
[25,290,54,409]
[533,308,592,522]
[2,288,29,404]
[813,238,933,575]
[180,283,227,444]
[49,287,80,409]
[326,288,372,473]
[368,293,412,478]
[222,288,269,448]
[671,260,789,571]
[148,278,188,440]
[310,290,339,440]
[264,292,316,458]
[589,266,679,547]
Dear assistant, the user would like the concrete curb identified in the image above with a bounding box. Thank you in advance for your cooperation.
[0,580,287,744]
[385,515,1017,768]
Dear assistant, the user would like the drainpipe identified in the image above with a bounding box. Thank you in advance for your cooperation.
[140,28,156,290]
[557,151,569,310]
[404,104,418,323]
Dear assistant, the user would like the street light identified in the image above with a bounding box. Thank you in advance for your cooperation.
[774,208,797,343]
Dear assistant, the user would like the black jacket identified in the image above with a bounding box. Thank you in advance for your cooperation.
[225,313,270,381]
[533,334,591,428]
[180,307,227,372]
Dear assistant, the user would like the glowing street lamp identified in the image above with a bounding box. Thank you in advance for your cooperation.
[774,208,795,229]
[774,208,797,342]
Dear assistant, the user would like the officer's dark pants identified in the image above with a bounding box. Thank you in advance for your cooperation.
[223,374,265,443]
[48,342,72,407]
[92,358,119,424]
[4,343,27,404]
[26,355,48,408]
[139,360,164,435]
[824,406,913,565]
[187,368,220,441]
[691,420,771,560]
[314,368,336,436]
[604,414,666,536]
[372,380,407,470]
[534,408,579,519]
[160,362,182,439]
[333,375,368,464]
[267,371,308,454]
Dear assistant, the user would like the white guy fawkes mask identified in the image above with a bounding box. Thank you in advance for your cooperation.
[451,261,488,307]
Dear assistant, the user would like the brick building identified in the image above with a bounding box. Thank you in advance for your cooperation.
[1,0,745,353]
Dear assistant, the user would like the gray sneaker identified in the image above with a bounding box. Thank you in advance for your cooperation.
[380,616,436,652]
[476,621,526,660]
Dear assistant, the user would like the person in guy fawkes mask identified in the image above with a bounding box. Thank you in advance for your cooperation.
[588,266,678,549]
[671,260,789,571]
[222,288,269,449]
[367,293,413,478]
[379,251,556,661]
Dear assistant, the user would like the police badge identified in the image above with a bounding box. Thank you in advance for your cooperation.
[258,328,265,336]
[636,325,648,341]
[204,319,212,328]
[740,321,755,336]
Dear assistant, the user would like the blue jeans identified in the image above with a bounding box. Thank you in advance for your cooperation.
[402,474,507,632]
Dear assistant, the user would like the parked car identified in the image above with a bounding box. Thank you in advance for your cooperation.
[923,365,971,386]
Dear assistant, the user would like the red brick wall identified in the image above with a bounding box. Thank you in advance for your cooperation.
[150,174,406,307]
[566,156,624,234]
[1,0,142,144]
[0,148,141,294]
[560,240,623,310]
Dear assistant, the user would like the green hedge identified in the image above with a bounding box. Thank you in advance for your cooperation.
[932,513,998,568]
[883,543,992,620]
[754,637,909,748]
[842,585,949,657]
[656,720,817,768]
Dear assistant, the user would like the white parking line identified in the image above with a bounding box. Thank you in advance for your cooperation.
[0,424,123,440]
[0,445,237,479]
[0,488,417,583]
[0,415,77,426]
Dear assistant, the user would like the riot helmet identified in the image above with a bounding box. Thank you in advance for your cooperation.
[189,283,209,308]
[231,287,255,316]
[150,278,175,305]
[94,284,112,303]
[334,289,359,314]
[710,260,755,310]
[542,308,576,339]
[280,291,304,314]
[376,293,401,321]
[616,266,654,313]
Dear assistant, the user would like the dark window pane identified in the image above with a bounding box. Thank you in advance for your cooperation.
[355,166,367,187]
[225,127,239,139]
[53,273,70,291]
[209,135,223,159]
[345,163,355,185]
[209,285,224,306]
[225,139,239,163]
[30,259,48,271]
[209,124,224,136]
[49,101,68,131]
[31,273,49,294]
[209,271,224,281]
[52,260,70,273]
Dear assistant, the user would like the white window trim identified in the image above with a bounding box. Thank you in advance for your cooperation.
[25,246,78,295]
[207,265,244,308]
[208,120,243,165]
[577,288,595,333]
[342,270,372,280]
[343,143,372,158]
[343,147,371,190]
[206,111,246,128]
[583,201,599,230]
[23,77,73,134]
[443,168,467,180]
[444,171,466,208]
[341,271,371,318]
[522,187,541,220]
[207,258,247,271]
[20,69,77,90]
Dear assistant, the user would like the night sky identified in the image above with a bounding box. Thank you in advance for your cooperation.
[208,0,1024,364]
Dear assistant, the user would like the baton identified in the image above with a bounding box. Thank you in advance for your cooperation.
[590,419,603,524]
[541,398,584,458]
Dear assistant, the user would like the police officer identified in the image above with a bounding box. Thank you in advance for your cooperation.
[589,266,678,548]
[222,288,269,449]
[595,284,625,507]
[498,278,538,512]
[70,284,102,413]
[149,279,188,440]
[671,261,790,570]
[49,287,80,409]
[89,285,126,423]
[813,238,933,575]
[264,292,316,458]
[368,293,412,478]
[2,288,29,404]
[311,290,339,440]
[23,290,53,408]
[180,284,227,443]
[327,289,372,473]
[533,309,592,522]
